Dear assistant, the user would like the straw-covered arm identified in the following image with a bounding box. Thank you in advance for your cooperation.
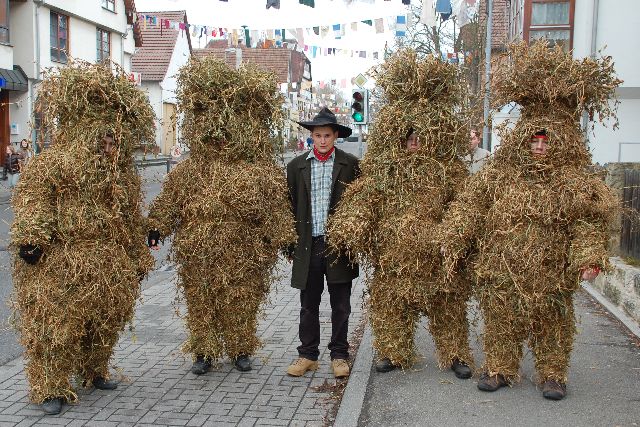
[147,162,186,242]
[326,175,378,262]
[11,156,58,263]
[568,219,610,278]
[258,164,297,253]
[437,175,490,275]
[568,178,618,277]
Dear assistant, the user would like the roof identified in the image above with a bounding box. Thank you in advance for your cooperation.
[131,11,191,81]
[0,66,28,92]
[193,44,310,84]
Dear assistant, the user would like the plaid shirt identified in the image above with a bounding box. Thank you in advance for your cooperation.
[307,149,335,237]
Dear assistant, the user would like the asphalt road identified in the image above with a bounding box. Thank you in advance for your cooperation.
[359,292,640,426]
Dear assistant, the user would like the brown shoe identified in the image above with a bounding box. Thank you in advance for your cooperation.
[331,359,350,378]
[287,358,318,377]
[542,380,567,401]
[477,372,508,392]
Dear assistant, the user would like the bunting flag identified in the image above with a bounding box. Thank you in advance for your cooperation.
[332,24,342,39]
[374,18,384,33]
[436,0,452,20]
[244,27,251,46]
[275,29,282,46]
[395,15,407,37]
[420,0,437,26]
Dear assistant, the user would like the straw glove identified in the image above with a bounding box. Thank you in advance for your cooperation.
[19,244,43,265]
[148,230,161,248]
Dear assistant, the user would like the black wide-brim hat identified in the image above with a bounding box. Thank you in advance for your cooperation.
[297,107,353,138]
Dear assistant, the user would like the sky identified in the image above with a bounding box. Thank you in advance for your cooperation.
[134,0,413,85]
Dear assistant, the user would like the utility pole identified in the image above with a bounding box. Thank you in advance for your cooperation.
[482,0,493,151]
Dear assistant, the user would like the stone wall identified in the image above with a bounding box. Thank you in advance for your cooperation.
[592,257,640,324]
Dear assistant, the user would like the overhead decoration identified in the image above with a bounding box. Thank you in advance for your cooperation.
[136,9,414,59]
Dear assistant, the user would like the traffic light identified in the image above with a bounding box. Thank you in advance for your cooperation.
[351,89,368,124]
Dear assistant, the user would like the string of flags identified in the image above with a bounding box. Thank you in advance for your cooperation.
[135,13,419,40]
[134,0,465,59]
[135,13,420,59]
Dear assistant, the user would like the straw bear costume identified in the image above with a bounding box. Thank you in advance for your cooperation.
[11,62,155,403]
[148,58,296,362]
[328,50,473,369]
[439,41,621,384]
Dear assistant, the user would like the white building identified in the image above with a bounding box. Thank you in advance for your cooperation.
[131,10,192,156]
[489,0,640,164]
[2,0,142,154]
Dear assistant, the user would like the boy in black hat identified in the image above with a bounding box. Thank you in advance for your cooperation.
[286,107,360,378]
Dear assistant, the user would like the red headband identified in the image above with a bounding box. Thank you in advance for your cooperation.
[531,134,548,140]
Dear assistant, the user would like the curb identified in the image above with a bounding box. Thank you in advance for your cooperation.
[582,281,640,339]
[334,324,373,427]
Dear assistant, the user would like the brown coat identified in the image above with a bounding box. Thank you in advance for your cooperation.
[286,148,360,290]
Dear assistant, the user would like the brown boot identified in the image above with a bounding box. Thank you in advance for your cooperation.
[287,357,318,377]
[542,380,567,401]
[477,372,508,392]
[331,359,350,378]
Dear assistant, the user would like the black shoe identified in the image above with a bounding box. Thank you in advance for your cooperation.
[41,397,63,415]
[93,376,118,390]
[542,380,567,401]
[234,355,252,372]
[451,358,472,379]
[375,358,398,373]
[477,372,508,392]
[191,355,212,375]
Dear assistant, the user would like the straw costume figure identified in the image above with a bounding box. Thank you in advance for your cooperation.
[327,49,474,376]
[11,62,155,414]
[147,58,295,375]
[439,41,621,400]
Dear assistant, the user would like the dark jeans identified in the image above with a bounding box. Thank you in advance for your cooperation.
[297,236,352,361]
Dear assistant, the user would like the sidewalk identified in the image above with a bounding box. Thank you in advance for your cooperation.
[356,290,640,426]
[0,263,366,426]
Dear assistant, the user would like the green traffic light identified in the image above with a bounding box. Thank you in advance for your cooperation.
[352,111,364,122]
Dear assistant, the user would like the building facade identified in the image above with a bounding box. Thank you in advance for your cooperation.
[132,10,191,156]
[2,0,141,158]
[489,0,640,163]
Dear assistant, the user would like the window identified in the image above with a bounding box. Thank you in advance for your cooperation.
[0,0,8,44]
[524,0,574,51]
[96,28,110,63]
[101,0,115,12]
[50,11,69,63]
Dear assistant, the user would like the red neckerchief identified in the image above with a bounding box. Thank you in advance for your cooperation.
[313,146,335,162]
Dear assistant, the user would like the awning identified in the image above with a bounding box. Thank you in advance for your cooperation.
[0,66,28,92]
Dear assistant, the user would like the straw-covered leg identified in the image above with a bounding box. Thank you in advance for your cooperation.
[220,283,264,359]
[425,289,474,369]
[180,275,265,360]
[479,287,528,382]
[529,292,576,384]
[369,277,420,368]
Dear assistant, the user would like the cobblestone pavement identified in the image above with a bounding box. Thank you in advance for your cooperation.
[0,263,365,426]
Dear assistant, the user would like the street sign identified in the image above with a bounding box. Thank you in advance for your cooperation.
[354,73,367,88]
[0,77,6,88]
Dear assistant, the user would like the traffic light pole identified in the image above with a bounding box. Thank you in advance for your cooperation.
[357,124,364,159]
